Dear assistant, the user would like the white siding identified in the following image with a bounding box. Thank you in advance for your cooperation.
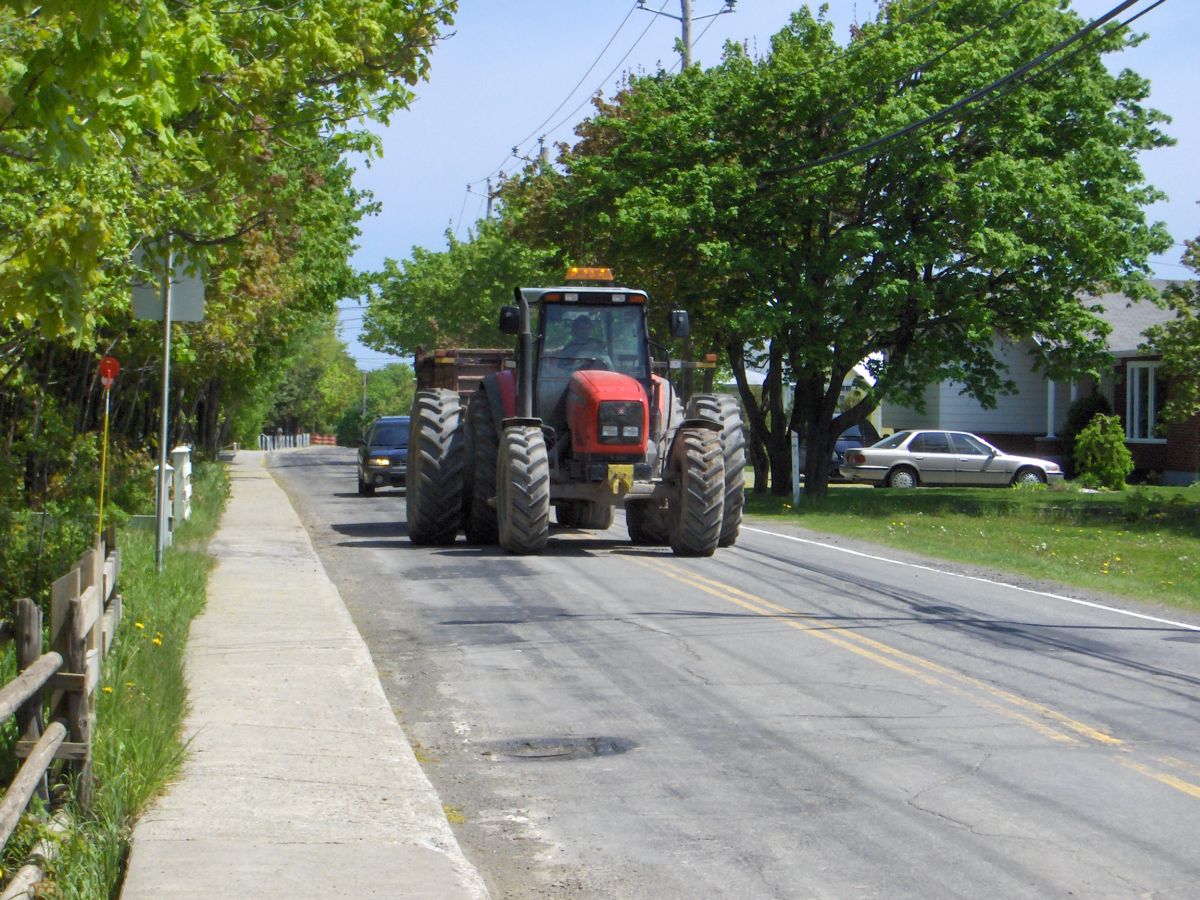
[882,382,940,431]
[938,341,1047,433]
[882,340,1051,434]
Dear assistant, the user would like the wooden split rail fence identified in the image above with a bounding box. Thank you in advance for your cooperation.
[0,530,122,851]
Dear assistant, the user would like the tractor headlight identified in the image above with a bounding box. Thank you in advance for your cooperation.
[598,401,642,444]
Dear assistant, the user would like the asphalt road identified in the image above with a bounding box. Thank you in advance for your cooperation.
[270,446,1200,899]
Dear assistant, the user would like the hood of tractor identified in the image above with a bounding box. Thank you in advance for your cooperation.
[566,370,650,456]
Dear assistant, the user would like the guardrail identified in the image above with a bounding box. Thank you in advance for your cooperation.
[0,530,122,855]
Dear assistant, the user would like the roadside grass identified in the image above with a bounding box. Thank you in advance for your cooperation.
[26,461,229,897]
[744,483,1200,612]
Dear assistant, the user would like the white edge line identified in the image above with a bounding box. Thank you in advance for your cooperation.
[742,525,1200,633]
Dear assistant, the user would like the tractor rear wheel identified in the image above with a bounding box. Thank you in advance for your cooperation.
[626,500,669,545]
[497,425,551,554]
[406,389,465,545]
[464,390,499,544]
[688,393,747,547]
[668,426,724,557]
[556,501,613,529]
[577,501,615,529]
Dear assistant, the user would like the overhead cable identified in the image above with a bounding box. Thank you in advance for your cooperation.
[767,0,1155,178]
[468,2,643,186]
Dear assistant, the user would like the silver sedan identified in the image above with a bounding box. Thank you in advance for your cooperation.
[839,430,1065,488]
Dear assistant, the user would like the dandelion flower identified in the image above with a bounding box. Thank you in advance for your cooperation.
[134,622,145,630]
[102,686,113,694]
[152,637,163,646]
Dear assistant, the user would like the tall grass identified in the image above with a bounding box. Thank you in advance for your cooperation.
[746,483,1200,611]
[2,462,229,897]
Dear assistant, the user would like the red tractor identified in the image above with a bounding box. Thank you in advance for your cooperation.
[406,268,745,556]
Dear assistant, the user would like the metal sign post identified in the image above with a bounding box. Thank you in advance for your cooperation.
[132,239,205,574]
[154,253,173,573]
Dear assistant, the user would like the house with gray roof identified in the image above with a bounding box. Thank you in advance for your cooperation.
[882,280,1199,485]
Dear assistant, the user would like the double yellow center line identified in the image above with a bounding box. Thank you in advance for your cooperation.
[631,555,1200,801]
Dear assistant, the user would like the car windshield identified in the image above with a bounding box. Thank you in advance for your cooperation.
[370,423,408,446]
[872,431,910,450]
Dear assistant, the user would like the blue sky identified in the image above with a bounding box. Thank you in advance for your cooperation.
[339,1,1198,370]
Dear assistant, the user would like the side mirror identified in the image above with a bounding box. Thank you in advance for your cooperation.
[499,305,520,334]
[669,309,690,339]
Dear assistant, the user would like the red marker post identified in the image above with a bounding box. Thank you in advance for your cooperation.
[97,356,120,540]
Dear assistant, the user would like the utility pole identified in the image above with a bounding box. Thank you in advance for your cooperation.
[637,0,735,69]
[486,177,494,219]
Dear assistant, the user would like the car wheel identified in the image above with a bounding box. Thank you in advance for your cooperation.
[1012,467,1046,487]
[358,477,375,497]
[887,466,918,489]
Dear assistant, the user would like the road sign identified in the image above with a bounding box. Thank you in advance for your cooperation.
[98,355,120,389]
[131,243,206,321]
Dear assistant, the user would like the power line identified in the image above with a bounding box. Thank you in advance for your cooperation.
[468,2,643,187]
[766,0,1156,179]
[534,1,671,153]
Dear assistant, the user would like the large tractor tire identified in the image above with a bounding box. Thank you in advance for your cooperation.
[556,500,615,530]
[626,500,670,546]
[497,425,551,555]
[654,391,687,475]
[668,426,725,557]
[407,389,465,546]
[688,393,747,547]
[463,390,500,544]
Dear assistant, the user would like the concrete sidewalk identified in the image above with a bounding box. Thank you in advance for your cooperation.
[121,452,488,898]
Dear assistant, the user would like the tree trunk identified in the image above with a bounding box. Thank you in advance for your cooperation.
[726,341,770,493]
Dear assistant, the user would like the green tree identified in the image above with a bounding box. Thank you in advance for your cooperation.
[509,1,1171,495]
[269,329,360,434]
[335,363,417,445]
[1,0,456,339]
[1142,237,1200,424]
[362,218,559,357]
[0,0,458,602]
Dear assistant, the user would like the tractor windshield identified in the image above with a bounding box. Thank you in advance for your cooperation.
[539,304,649,380]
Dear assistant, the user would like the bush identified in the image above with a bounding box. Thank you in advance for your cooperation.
[1061,393,1113,477]
[1073,413,1134,490]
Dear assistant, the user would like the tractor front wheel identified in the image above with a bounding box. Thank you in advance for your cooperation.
[668,426,724,557]
[407,389,465,545]
[497,425,551,554]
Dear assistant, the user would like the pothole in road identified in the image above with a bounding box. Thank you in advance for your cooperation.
[482,736,635,762]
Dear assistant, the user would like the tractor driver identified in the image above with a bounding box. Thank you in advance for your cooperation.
[552,315,609,369]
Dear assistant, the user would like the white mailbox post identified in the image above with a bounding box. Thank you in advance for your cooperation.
[171,445,192,523]
[154,462,174,550]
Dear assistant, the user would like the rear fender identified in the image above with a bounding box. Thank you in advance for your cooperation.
[650,374,679,442]
[491,370,517,421]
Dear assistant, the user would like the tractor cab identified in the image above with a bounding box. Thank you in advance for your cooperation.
[528,273,653,433]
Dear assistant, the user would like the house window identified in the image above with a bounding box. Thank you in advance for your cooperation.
[1126,362,1166,442]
